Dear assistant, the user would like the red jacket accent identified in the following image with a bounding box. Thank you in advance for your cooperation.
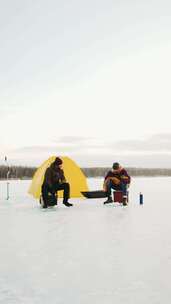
[104,168,131,185]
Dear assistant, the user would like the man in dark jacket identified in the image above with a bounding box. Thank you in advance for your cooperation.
[41,157,73,208]
[103,162,131,205]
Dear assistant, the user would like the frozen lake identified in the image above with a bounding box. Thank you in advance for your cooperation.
[0,177,171,304]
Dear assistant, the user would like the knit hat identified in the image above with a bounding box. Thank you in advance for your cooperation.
[54,157,63,166]
[112,162,119,170]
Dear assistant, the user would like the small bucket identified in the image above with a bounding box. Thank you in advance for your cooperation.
[113,191,123,203]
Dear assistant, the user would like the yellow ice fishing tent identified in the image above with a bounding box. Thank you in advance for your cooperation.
[28,156,89,199]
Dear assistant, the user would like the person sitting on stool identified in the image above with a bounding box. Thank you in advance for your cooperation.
[42,157,73,208]
[103,162,131,205]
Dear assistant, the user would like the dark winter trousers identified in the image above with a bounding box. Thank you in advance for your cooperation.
[106,180,128,198]
[42,182,70,206]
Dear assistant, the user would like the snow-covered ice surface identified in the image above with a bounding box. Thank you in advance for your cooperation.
[0,177,171,304]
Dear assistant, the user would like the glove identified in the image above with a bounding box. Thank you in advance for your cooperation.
[110,177,120,185]
[121,175,129,180]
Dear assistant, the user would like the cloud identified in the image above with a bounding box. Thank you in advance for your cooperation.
[13,144,81,154]
[9,133,171,156]
[3,133,171,168]
[5,134,171,163]
[54,136,92,144]
[150,133,171,141]
[53,133,171,153]
[108,133,171,152]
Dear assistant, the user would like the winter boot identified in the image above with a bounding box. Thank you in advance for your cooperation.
[63,201,73,207]
[103,196,113,204]
[40,195,48,208]
[122,196,128,206]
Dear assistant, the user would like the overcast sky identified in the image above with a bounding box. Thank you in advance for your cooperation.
[0,0,171,167]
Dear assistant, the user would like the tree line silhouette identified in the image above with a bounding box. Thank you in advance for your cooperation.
[82,167,171,177]
[0,165,171,180]
[0,165,37,179]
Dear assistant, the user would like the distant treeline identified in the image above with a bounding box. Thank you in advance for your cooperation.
[0,166,171,180]
[82,167,171,177]
[0,165,37,180]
